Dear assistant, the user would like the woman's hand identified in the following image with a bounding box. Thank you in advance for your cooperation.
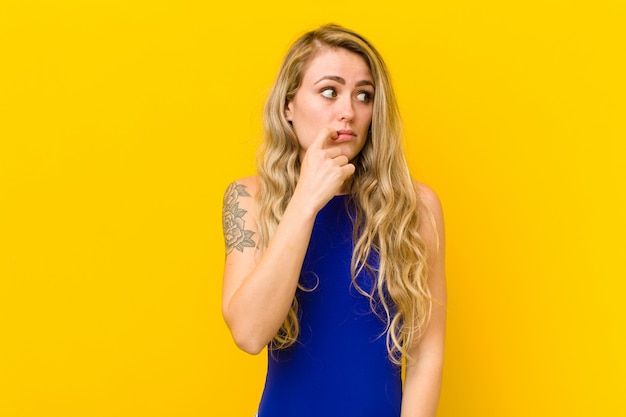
[294,128,355,212]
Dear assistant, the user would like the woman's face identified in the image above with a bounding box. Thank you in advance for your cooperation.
[285,48,374,162]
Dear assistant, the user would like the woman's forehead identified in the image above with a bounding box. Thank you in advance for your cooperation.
[301,48,373,84]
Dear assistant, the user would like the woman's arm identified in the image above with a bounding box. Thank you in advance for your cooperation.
[221,129,355,354]
[401,183,447,417]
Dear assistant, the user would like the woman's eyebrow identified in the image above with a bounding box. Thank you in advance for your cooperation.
[356,80,375,88]
[314,75,345,85]
[313,75,375,88]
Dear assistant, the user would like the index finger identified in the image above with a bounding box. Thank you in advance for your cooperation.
[309,128,338,150]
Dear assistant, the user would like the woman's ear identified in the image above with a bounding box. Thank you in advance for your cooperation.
[284,100,293,122]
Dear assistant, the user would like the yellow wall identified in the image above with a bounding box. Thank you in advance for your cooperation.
[1,1,624,416]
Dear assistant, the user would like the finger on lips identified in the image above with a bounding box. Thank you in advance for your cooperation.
[310,128,337,150]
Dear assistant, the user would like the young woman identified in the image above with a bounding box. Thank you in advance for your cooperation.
[222,24,446,417]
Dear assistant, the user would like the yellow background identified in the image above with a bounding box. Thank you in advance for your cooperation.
[1,1,624,416]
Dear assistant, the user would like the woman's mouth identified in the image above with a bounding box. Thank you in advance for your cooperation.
[336,129,356,142]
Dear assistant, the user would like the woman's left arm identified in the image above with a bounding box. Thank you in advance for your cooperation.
[401,183,447,417]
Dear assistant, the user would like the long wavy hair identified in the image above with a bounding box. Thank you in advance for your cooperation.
[256,24,432,365]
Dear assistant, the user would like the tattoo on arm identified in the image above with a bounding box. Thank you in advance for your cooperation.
[222,182,256,254]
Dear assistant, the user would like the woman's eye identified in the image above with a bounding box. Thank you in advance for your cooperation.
[356,92,372,103]
[321,88,337,99]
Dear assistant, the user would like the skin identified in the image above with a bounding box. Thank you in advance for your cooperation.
[401,182,446,417]
[222,47,446,417]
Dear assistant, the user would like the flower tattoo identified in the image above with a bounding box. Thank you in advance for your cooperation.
[222,182,256,254]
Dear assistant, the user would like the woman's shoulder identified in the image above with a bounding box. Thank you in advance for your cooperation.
[412,181,445,243]
[413,181,443,214]
[225,175,260,199]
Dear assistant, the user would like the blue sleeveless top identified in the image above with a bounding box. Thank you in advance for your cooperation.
[257,195,402,417]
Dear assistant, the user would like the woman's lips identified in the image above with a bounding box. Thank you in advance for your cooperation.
[335,129,356,142]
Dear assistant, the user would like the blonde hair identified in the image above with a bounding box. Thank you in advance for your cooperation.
[257,24,432,365]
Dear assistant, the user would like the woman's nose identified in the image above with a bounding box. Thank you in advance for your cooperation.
[338,96,355,121]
